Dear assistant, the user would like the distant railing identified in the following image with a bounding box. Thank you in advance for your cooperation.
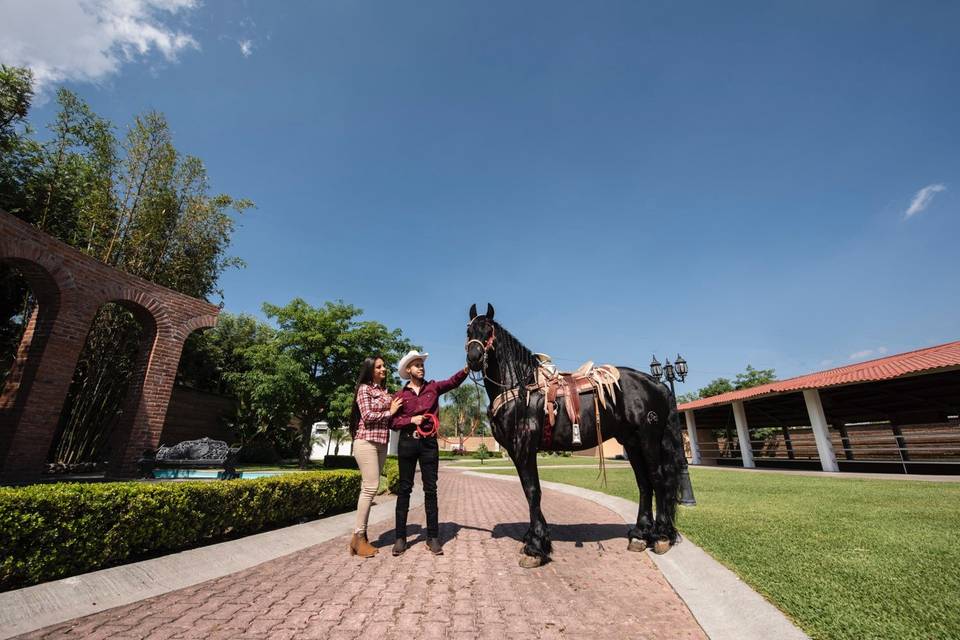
[693,421,960,465]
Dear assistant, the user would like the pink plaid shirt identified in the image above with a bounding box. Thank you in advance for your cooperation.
[355,384,393,445]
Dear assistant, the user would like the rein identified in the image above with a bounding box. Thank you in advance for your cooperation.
[416,413,440,438]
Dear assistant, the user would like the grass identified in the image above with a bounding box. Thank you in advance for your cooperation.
[476,465,960,640]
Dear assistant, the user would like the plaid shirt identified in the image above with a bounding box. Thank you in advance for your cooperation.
[355,384,393,445]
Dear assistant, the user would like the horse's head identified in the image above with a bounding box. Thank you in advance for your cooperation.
[465,303,495,371]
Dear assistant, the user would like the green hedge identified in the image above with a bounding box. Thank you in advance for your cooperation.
[382,457,402,494]
[0,470,360,591]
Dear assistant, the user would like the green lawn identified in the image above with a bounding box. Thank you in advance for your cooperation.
[477,465,960,640]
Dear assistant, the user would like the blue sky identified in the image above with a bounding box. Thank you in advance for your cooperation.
[3,0,958,393]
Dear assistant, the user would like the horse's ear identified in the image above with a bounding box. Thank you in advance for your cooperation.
[469,304,477,320]
[485,303,495,320]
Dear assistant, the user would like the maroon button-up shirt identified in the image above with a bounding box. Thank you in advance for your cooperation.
[390,368,469,433]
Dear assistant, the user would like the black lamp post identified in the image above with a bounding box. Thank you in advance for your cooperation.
[650,353,697,506]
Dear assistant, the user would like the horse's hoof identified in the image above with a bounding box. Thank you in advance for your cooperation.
[652,539,671,555]
[519,555,545,568]
[627,538,647,553]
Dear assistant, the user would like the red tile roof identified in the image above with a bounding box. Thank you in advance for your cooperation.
[678,340,960,411]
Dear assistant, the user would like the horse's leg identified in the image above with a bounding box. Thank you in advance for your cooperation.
[625,442,655,552]
[513,441,551,568]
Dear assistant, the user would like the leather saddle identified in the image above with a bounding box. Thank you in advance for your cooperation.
[532,355,620,443]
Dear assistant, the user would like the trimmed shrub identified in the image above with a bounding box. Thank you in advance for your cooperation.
[323,455,358,470]
[0,470,360,591]
[382,458,400,494]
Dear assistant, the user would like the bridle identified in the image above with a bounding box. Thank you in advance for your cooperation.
[465,317,510,389]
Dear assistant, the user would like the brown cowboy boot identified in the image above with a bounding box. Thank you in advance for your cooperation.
[349,532,377,558]
[356,533,378,557]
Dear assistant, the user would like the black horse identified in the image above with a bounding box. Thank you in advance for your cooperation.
[465,303,685,568]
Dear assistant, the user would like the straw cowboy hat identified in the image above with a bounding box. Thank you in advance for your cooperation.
[397,349,429,379]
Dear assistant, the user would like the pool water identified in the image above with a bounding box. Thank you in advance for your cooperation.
[150,469,298,480]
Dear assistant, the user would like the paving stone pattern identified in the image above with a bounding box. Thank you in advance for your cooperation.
[15,470,706,639]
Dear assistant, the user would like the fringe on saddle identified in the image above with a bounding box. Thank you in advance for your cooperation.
[491,355,620,485]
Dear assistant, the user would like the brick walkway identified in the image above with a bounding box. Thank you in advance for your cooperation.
[15,470,706,640]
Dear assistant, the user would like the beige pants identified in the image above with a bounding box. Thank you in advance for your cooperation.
[353,438,387,535]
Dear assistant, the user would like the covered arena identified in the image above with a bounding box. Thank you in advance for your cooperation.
[679,341,960,475]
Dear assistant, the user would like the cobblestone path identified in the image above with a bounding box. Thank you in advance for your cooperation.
[16,469,706,639]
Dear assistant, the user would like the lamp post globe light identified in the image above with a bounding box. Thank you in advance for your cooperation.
[650,353,696,506]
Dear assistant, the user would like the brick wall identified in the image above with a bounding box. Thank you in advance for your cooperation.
[161,386,236,445]
[0,210,220,482]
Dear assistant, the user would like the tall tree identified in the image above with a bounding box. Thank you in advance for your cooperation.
[261,299,414,467]
[0,66,251,463]
[439,383,488,444]
[734,365,777,390]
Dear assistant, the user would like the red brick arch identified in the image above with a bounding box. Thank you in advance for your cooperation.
[0,210,221,481]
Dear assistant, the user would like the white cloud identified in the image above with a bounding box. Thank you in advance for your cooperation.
[819,359,835,368]
[0,0,200,94]
[904,183,946,218]
[849,347,888,361]
[239,40,253,57]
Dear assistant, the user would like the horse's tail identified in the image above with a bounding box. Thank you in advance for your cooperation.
[656,388,685,542]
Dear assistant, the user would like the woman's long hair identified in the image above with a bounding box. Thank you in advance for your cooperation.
[350,355,385,439]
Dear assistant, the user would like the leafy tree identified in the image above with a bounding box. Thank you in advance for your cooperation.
[0,65,33,144]
[476,442,489,464]
[177,313,275,394]
[734,365,776,390]
[439,382,488,444]
[0,66,251,463]
[224,339,312,451]
[260,299,414,468]
[696,377,735,399]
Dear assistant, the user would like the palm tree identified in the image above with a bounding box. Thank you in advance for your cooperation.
[442,383,488,450]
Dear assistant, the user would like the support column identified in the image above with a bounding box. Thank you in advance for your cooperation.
[801,389,839,472]
[387,430,399,456]
[0,303,96,482]
[836,423,854,460]
[781,426,796,459]
[891,423,910,462]
[731,400,755,468]
[684,410,702,465]
[108,326,184,478]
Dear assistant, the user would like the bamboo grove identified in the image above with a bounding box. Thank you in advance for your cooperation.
[0,65,252,465]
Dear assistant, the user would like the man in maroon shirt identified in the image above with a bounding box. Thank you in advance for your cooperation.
[390,349,469,555]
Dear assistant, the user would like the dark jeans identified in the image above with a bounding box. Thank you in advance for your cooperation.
[395,433,439,539]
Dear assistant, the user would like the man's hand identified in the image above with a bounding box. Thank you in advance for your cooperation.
[411,415,424,426]
[463,365,469,374]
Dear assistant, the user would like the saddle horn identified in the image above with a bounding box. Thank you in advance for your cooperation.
[469,303,478,320]
[485,303,495,320]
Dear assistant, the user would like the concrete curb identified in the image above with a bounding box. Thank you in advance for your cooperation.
[0,489,424,640]
[461,470,809,640]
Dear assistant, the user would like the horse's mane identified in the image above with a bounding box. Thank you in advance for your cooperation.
[490,320,538,388]
[490,320,539,424]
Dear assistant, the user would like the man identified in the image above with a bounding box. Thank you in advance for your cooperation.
[390,349,469,555]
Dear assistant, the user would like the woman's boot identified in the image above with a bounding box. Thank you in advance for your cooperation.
[351,532,377,558]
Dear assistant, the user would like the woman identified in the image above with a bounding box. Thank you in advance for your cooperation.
[349,355,402,557]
